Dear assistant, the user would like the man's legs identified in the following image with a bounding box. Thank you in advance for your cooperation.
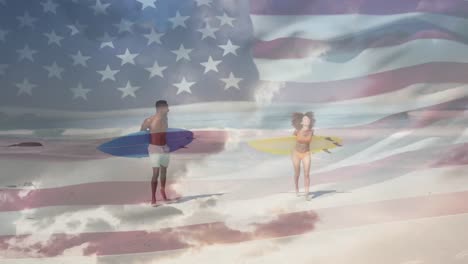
[160,166,168,201]
[159,152,170,201]
[151,167,160,205]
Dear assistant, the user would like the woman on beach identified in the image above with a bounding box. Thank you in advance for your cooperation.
[291,112,315,200]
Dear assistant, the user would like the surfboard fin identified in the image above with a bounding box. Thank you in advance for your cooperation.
[325,137,342,147]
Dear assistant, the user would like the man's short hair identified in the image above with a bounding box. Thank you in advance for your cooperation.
[155,100,168,108]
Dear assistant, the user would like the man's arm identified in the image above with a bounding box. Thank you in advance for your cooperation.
[140,117,151,131]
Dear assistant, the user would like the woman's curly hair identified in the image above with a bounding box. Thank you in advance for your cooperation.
[292,112,315,130]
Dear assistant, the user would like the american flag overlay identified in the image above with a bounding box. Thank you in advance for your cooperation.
[0,0,468,263]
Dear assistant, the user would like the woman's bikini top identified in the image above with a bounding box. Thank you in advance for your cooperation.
[294,129,313,144]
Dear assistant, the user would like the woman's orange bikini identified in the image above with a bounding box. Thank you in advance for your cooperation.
[294,129,313,159]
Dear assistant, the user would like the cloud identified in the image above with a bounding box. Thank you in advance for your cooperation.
[254,82,285,106]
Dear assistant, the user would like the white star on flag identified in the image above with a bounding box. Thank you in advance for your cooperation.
[114,19,134,33]
[17,12,37,28]
[144,28,163,45]
[171,44,192,62]
[118,81,140,98]
[174,77,195,94]
[71,83,91,100]
[97,65,119,81]
[16,79,36,96]
[219,40,240,56]
[17,45,37,62]
[99,33,115,49]
[91,0,110,15]
[221,72,242,90]
[44,62,64,79]
[137,0,156,10]
[67,25,79,36]
[198,25,218,40]
[116,49,138,66]
[217,13,235,27]
[169,11,190,29]
[67,21,87,36]
[200,56,222,73]
[44,31,64,46]
[70,51,91,67]
[146,61,167,78]
[194,0,212,7]
[41,0,59,14]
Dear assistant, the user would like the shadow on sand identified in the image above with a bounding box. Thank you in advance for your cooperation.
[166,193,225,205]
[307,189,347,200]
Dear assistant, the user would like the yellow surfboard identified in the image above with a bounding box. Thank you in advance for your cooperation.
[248,135,343,155]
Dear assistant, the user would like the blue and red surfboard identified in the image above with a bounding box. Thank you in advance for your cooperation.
[97,128,228,158]
[98,128,194,158]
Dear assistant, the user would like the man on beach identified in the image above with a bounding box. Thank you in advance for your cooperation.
[140,100,170,206]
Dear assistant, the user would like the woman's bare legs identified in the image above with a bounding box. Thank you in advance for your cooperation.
[302,154,311,200]
[291,152,301,196]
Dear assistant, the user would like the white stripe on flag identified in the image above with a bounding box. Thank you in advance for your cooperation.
[251,13,468,41]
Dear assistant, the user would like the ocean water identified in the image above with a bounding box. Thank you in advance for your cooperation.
[0,103,385,138]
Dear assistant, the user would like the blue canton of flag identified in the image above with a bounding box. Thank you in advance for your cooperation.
[0,0,258,111]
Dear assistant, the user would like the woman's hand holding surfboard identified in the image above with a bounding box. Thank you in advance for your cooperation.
[248,135,343,155]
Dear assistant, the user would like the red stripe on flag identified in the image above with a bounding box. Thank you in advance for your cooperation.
[266,63,468,103]
[253,31,462,60]
[250,0,468,16]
